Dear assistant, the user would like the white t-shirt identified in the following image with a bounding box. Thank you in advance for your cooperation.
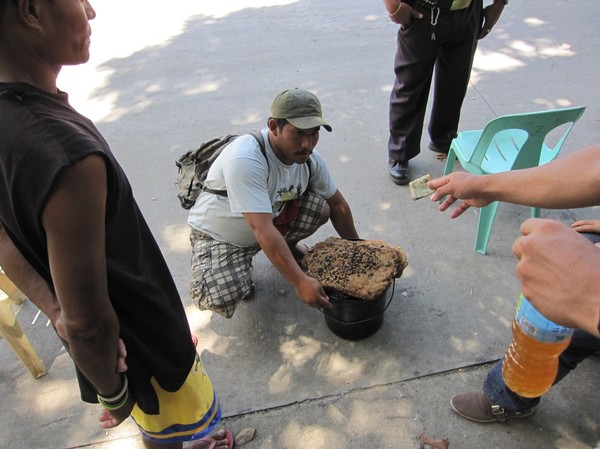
[187,128,338,247]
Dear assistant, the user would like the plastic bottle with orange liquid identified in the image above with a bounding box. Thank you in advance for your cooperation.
[501,294,573,398]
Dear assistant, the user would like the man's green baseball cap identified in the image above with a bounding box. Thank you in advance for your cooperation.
[271,88,332,132]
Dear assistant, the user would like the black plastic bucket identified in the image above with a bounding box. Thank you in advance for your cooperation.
[322,283,395,340]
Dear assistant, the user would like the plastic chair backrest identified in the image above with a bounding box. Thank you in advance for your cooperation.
[467,106,586,173]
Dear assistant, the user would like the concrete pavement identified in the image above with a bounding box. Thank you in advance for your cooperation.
[1,1,598,448]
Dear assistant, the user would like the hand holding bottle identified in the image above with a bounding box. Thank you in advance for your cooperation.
[512,218,600,338]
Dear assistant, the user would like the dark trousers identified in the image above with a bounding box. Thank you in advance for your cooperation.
[388,0,483,163]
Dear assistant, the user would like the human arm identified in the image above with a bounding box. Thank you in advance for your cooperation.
[512,218,600,338]
[0,225,128,371]
[243,212,331,310]
[326,190,360,240]
[0,225,61,329]
[479,0,506,39]
[43,155,133,422]
[383,0,422,26]
[429,144,600,218]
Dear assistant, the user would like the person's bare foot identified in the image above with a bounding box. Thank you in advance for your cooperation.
[186,429,233,449]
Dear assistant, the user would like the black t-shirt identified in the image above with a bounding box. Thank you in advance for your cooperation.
[0,83,195,414]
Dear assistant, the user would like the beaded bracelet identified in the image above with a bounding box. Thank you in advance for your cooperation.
[388,1,403,17]
[97,374,129,411]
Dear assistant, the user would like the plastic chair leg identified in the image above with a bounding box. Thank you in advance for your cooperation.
[475,201,500,255]
[530,207,541,218]
[0,272,46,379]
[438,149,459,205]
[0,298,47,379]
[0,273,26,304]
[443,148,458,176]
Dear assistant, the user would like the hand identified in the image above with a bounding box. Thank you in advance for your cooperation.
[53,312,67,341]
[98,394,136,429]
[116,338,127,373]
[389,2,423,27]
[47,293,68,340]
[572,219,600,235]
[512,219,600,336]
[295,276,332,310]
[428,172,492,218]
[478,1,504,39]
[97,340,130,428]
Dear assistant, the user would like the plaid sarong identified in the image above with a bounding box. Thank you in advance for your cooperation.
[189,191,325,318]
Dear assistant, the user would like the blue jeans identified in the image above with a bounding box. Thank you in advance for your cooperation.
[483,329,600,411]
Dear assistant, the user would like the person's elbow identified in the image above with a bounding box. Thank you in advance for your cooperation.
[327,191,352,216]
[325,190,347,208]
[61,311,119,346]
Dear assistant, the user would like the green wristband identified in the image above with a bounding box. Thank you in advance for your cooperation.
[98,388,129,411]
[97,374,129,410]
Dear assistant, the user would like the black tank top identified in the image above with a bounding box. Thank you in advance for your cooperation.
[0,83,195,413]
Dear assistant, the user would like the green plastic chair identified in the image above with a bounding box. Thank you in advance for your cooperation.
[443,106,586,255]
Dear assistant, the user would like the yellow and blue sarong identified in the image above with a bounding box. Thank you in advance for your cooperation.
[130,353,221,444]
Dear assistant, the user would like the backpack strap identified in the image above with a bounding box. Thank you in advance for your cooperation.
[249,131,266,157]
[250,130,313,179]
[202,132,269,197]
[250,131,312,180]
[306,156,313,180]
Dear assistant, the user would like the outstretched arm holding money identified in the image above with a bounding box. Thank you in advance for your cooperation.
[427,143,600,336]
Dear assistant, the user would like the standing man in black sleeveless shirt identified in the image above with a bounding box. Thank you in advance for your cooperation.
[0,1,234,448]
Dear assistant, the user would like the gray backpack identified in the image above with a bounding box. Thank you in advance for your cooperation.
[175,132,265,209]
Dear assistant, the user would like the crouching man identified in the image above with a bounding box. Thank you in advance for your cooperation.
[188,88,360,318]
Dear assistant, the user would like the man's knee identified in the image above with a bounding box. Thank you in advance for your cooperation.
[192,279,251,319]
[189,236,255,318]
[189,258,254,316]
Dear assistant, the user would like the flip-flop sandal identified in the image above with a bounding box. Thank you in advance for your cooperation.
[197,430,234,449]
[433,152,447,161]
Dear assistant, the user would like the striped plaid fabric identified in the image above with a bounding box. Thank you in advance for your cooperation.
[189,191,325,318]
